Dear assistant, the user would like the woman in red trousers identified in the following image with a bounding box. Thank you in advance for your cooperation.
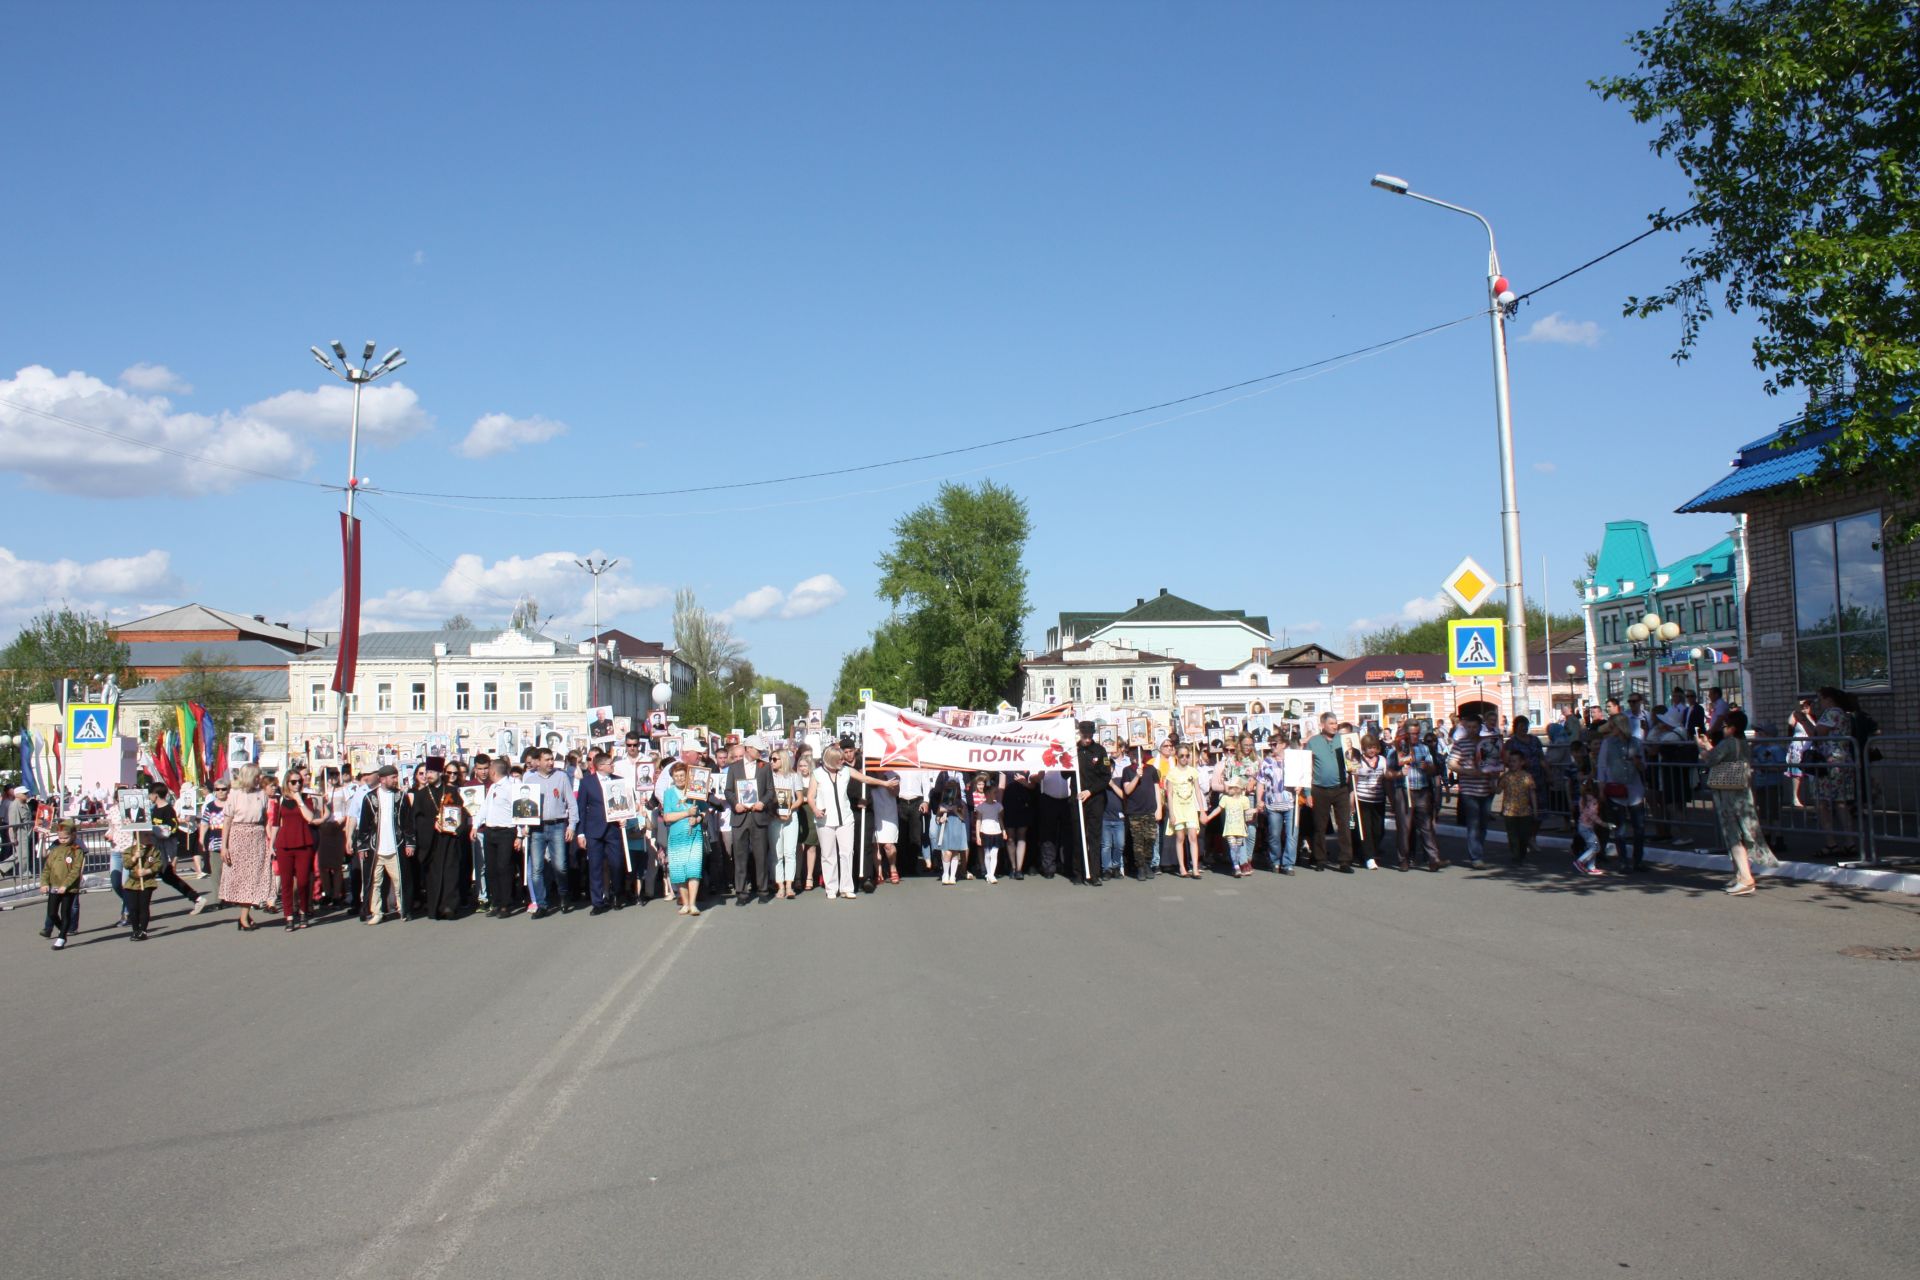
[268,771,326,932]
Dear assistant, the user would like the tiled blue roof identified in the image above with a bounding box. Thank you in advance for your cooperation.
[1677,440,1824,512]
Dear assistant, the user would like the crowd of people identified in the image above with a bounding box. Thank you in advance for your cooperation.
[19,685,1850,950]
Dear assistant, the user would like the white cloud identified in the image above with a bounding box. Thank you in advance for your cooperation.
[1519,312,1602,347]
[457,412,568,459]
[411,249,427,266]
[0,365,313,496]
[245,380,432,445]
[339,551,671,634]
[1532,460,1558,474]
[1347,591,1452,636]
[0,546,183,631]
[781,573,846,619]
[720,586,786,623]
[118,363,192,395]
[715,573,848,624]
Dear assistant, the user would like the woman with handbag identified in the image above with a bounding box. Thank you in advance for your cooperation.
[1699,708,1778,896]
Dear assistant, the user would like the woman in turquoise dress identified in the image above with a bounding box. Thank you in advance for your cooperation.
[661,762,705,916]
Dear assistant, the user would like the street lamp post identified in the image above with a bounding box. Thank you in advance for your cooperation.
[575,557,617,709]
[1625,610,1682,703]
[309,340,405,758]
[1372,173,1528,717]
[1564,663,1578,711]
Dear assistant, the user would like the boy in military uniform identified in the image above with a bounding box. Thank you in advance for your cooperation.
[122,824,162,941]
[39,817,85,949]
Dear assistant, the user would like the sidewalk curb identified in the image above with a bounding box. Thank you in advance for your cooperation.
[1433,821,1920,897]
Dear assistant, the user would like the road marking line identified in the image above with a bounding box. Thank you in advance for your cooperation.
[343,922,700,1279]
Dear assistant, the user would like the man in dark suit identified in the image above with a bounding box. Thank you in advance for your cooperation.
[575,750,623,915]
[724,738,774,903]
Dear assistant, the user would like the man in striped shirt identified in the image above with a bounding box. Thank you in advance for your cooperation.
[1451,710,1503,869]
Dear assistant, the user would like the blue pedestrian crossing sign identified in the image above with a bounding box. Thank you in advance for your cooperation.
[67,703,115,750]
[1447,619,1504,677]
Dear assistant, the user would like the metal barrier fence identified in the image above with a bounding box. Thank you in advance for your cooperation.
[0,822,118,899]
[1534,733,1919,867]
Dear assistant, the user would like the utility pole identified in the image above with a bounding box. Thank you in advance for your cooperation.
[575,557,617,709]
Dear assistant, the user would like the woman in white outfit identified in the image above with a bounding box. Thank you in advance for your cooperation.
[807,745,890,901]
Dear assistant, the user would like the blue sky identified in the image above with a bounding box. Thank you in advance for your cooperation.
[0,1,1780,704]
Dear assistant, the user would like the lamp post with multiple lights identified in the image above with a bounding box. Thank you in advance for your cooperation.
[1371,173,1529,719]
[575,557,618,709]
[308,340,405,754]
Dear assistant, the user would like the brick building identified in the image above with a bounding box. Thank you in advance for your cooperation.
[1679,419,1914,739]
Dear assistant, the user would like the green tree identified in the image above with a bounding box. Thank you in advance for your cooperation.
[875,481,1031,711]
[828,618,918,719]
[752,675,812,730]
[1595,0,1920,541]
[671,587,745,692]
[1356,599,1586,657]
[0,607,135,738]
[151,649,260,740]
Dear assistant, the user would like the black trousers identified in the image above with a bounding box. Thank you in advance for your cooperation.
[1037,794,1071,876]
[483,830,520,910]
[898,805,924,867]
[44,891,79,936]
[158,858,200,904]
[732,821,769,895]
[423,836,464,918]
[126,886,154,933]
[1311,784,1355,869]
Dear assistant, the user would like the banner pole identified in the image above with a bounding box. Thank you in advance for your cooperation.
[1073,706,1091,883]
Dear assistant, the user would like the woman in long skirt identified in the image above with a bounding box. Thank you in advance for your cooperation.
[1700,709,1779,896]
[218,765,273,931]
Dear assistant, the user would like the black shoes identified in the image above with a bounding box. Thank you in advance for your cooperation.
[589,904,609,916]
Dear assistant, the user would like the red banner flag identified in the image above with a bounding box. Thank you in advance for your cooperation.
[331,512,362,697]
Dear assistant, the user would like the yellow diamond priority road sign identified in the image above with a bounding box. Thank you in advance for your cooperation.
[1442,556,1497,614]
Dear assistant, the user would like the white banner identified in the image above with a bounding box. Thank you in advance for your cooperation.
[861,701,1078,773]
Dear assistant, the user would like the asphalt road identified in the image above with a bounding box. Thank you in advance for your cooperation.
[2,848,1916,1280]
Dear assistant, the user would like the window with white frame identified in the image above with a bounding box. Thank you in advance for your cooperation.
[1147,675,1162,702]
[346,690,360,713]
[376,681,393,712]
[1093,677,1107,702]
[552,680,570,712]
[1068,677,1082,702]
[309,681,327,713]
[517,680,534,712]
[1120,676,1135,702]
[454,681,471,711]
[1791,511,1890,691]
[1041,677,1056,701]
[482,680,500,712]
[261,715,280,744]
[410,681,427,712]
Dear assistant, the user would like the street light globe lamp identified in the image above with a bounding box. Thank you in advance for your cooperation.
[1658,621,1682,642]
[1627,621,1649,642]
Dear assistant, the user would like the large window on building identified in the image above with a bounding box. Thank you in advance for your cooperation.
[376,681,393,712]
[552,680,570,712]
[1068,678,1082,703]
[410,681,427,712]
[1041,677,1055,702]
[454,681,471,711]
[1120,676,1135,702]
[517,680,534,712]
[1093,677,1107,702]
[309,681,327,713]
[482,681,500,712]
[1791,511,1889,691]
[1147,675,1162,702]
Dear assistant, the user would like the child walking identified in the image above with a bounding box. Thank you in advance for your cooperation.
[973,784,1005,884]
[122,827,162,941]
[1572,779,1607,876]
[1497,747,1538,865]
[39,818,84,949]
